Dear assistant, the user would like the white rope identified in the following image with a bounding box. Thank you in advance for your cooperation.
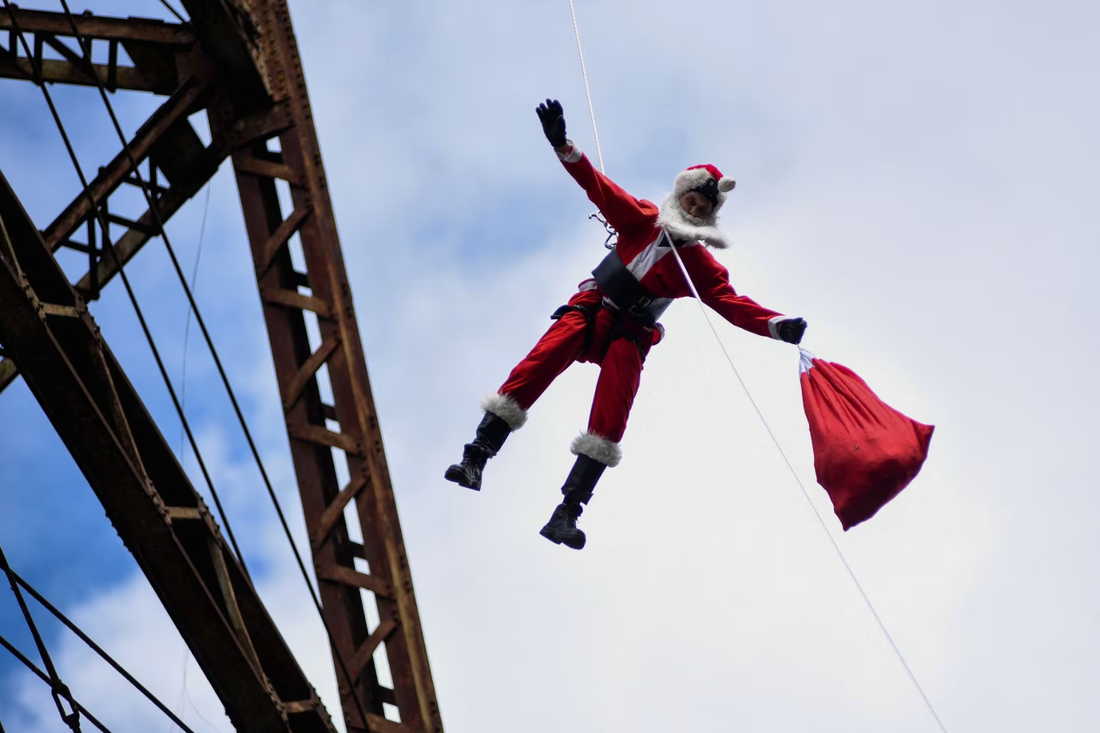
[564,6,948,729]
[566,0,605,173]
[665,239,949,733]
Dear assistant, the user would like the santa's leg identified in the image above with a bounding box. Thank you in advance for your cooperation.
[541,336,644,549]
[445,310,588,491]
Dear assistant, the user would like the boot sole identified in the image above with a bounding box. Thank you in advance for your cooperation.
[443,466,480,491]
[539,526,585,550]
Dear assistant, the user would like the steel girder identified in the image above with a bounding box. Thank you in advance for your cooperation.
[0,3,442,732]
[0,170,336,733]
[0,67,286,393]
[0,8,196,93]
[209,1,443,729]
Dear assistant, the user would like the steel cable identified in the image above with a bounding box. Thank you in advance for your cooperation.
[0,0,252,579]
[50,2,382,725]
[157,0,186,24]
[55,0,332,607]
[10,568,200,733]
[0,632,115,733]
[0,544,81,731]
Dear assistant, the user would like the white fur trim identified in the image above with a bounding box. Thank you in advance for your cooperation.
[570,432,622,467]
[657,195,731,248]
[673,167,716,193]
[718,177,736,193]
[481,393,528,430]
[556,140,582,163]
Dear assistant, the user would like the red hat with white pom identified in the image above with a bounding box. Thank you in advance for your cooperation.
[672,164,736,214]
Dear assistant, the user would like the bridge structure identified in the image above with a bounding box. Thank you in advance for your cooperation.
[0,2,442,732]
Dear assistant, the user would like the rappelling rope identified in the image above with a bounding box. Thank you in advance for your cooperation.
[567,0,605,173]
[666,245,949,733]
[566,5,949,732]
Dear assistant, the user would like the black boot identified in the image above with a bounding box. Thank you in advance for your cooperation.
[540,501,586,549]
[444,412,510,491]
[539,454,607,550]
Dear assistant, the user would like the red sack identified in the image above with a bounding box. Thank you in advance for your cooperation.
[799,352,934,530]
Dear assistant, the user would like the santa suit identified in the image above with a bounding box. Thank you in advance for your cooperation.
[486,143,796,467]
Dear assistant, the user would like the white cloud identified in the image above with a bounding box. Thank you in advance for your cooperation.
[5,0,1100,732]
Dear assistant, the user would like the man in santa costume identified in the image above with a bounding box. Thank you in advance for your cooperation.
[445,99,807,550]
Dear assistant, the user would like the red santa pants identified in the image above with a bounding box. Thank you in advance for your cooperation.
[497,290,655,443]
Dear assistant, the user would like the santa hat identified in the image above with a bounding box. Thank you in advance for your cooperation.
[657,164,737,248]
[672,164,736,213]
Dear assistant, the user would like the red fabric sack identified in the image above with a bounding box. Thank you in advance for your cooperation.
[799,352,934,530]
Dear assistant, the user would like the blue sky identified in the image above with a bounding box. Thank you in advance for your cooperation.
[2,0,1100,731]
[0,0,298,708]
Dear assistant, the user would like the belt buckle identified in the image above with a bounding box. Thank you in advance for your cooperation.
[628,297,651,318]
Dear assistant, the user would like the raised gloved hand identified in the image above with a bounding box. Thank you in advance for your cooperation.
[778,317,808,345]
[536,99,567,148]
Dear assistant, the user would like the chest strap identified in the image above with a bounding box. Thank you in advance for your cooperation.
[591,248,671,325]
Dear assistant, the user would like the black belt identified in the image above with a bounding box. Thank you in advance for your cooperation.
[590,248,671,325]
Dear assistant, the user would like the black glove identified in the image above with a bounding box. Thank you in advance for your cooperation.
[778,317,807,345]
[536,98,567,148]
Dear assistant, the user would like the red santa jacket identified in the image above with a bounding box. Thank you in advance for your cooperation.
[558,144,793,342]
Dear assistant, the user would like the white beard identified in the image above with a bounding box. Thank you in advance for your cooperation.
[656,194,730,248]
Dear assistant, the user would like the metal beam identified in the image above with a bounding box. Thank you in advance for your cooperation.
[0,168,337,733]
[0,8,195,93]
[217,2,444,730]
[178,0,272,113]
[0,358,16,394]
[0,54,163,92]
[44,77,211,248]
[0,6,445,733]
[0,77,208,395]
[0,8,194,44]
[0,85,294,396]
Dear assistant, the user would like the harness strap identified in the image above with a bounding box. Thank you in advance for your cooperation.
[602,308,624,361]
[551,303,598,353]
[550,302,648,361]
[591,247,671,325]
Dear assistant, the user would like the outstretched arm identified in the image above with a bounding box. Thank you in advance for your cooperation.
[686,247,807,343]
[536,99,657,235]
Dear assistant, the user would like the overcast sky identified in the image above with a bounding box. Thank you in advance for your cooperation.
[2,0,1099,731]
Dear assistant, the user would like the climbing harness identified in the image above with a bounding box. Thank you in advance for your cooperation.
[550,302,598,354]
[590,245,671,325]
[549,299,650,362]
[601,307,650,361]
[563,3,948,731]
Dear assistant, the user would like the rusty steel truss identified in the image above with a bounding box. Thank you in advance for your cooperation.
[0,3,441,732]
